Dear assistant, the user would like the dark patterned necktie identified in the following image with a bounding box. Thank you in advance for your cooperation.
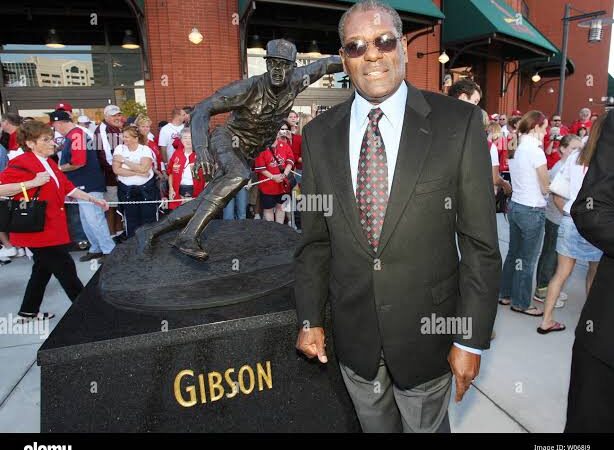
[356,107,388,253]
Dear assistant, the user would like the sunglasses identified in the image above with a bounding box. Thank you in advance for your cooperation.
[342,33,402,58]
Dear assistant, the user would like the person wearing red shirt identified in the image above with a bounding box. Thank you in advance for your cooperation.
[288,110,303,171]
[167,128,205,210]
[544,114,570,169]
[569,108,593,135]
[0,121,108,320]
[254,124,294,223]
[1,112,22,153]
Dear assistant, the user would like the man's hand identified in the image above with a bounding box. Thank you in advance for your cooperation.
[502,180,512,196]
[296,326,328,363]
[193,145,215,181]
[448,346,481,402]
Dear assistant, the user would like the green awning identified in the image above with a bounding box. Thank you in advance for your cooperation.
[240,0,444,23]
[443,0,557,59]
[336,0,444,20]
[520,50,575,79]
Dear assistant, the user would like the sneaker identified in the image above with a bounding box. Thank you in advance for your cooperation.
[533,294,566,308]
[79,252,103,262]
[535,286,548,298]
[17,312,55,322]
[0,246,17,258]
[533,293,546,303]
[77,241,90,250]
[16,248,25,257]
[558,291,569,301]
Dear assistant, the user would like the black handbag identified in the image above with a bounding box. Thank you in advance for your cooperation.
[0,198,11,231]
[0,167,47,233]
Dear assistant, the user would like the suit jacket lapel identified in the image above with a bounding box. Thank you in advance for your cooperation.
[377,82,433,255]
[325,96,376,257]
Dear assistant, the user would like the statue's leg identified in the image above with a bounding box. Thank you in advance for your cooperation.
[171,130,251,260]
[134,190,205,254]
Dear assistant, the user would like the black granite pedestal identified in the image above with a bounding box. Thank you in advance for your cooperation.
[38,221,360,432]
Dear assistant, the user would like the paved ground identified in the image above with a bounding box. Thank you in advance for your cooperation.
[0,214,589,432]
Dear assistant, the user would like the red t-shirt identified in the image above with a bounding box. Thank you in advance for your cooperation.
[290,134,302,170]
[570,120,592,135]
[543,125,569,169]
[254,140,294,195]
[147,139,163,172]
[64,127,87,166]
[7,131,18,151]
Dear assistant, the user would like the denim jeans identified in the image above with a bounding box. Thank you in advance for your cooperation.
[66,203,87,243]
[535,218,560,289]
[223,187,248,220]
[78,192,116,255]
[117,178,159,238]
[500,201,546,309]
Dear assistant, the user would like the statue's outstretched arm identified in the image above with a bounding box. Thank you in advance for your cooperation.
[296,56,344,89]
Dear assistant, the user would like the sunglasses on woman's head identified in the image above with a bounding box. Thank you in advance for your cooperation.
[342,33,402,58]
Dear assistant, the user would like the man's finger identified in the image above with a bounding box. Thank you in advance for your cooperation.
[454,375,466,402]
[316,341,328,364]
[300,343,318,359]
[454,375,472,402]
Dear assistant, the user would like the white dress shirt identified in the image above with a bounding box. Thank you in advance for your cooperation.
[348,83,482,356]
[35,154,59,188]
[349,82,406,196]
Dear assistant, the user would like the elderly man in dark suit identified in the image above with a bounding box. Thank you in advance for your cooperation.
[294,0,501,432]
[566,109,614,432]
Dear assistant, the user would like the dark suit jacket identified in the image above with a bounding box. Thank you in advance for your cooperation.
[571,109,614,367]
[294,82,501,389]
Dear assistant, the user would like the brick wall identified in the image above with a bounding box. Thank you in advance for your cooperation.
[406,0,443,93]
[518,0,614,122]
[144,0,241,130]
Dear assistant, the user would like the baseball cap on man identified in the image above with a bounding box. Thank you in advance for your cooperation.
[489,113,499,121]
[55,102,73,112]
[512,110,522,116]
[48,110,72,122]
[264,39,297,63]
[77,115,91,124]
[104,105,122,116]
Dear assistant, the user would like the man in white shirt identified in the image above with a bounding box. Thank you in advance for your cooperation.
[157,108,187,163]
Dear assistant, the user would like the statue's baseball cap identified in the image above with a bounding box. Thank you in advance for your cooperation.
[264,39,297,63]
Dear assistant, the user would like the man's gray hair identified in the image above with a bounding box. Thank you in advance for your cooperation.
[180,127,191,137]
[338,0,403,44]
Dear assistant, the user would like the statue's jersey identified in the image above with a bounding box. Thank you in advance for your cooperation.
[225,76,300,158]
[194,56,341,159]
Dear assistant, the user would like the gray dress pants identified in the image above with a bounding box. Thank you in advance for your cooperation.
[340,352,453,433]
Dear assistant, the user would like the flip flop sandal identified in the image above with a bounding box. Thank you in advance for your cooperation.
[510,306,543,317]
[537,321,566,334]
[498,299,511,305]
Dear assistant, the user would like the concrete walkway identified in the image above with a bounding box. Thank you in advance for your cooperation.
[0,214,588,432]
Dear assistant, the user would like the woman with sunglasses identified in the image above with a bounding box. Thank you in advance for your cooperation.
[499,111,550,317]
[0,120,109,321]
